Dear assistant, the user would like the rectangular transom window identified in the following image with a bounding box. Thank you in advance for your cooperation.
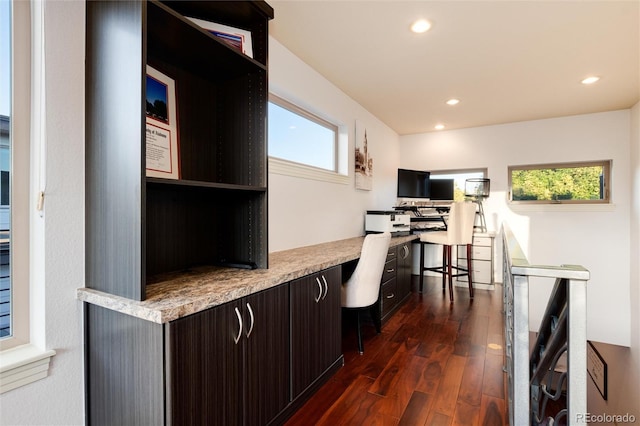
[430,168,487,202]
[268,94,338,172]
[508,160,611,204]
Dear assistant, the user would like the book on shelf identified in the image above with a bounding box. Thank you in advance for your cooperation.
[186,16,253,58]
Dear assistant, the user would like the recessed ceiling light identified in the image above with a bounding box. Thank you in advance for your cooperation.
[581,76,600,85]
[411,19,432,34]
[446,99,460,106]
[434,124,445,130]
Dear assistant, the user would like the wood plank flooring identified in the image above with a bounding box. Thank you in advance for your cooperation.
[284,276,508,426]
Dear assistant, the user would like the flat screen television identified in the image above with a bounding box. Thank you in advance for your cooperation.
[429,178,455,201]
[397,168,430,199]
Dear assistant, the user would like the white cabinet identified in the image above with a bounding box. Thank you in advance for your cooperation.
[457,233,494,288]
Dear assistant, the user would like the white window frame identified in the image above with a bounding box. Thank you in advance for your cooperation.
[0,0,55,394]
[268,94,349,184]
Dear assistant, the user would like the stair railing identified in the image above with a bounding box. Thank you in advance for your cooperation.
[502,224,589,425]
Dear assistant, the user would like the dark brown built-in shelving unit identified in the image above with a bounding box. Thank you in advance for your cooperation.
[85,0,272,301]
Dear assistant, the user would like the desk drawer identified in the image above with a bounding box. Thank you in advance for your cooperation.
[473,236,492,247]
[381,278,397,317]
[386,246,397,261]
[381,258,397,283]
[458,260,492,284]
[459,245,491,261]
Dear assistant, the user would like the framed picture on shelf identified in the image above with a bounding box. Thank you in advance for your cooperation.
[145,66,180,179]
[186,16,253,58]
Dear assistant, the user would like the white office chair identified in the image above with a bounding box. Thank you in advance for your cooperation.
[419,201,476,301]
[341,231,391,354]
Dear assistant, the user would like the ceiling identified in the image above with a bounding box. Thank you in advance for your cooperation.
[268,0,640,135]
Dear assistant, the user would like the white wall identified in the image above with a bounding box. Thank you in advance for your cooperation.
[0,1,85,425]
[585,101,640,425]
[400,110,631,347]
[268,36,400,252]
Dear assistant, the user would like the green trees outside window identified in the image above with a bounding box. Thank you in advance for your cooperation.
[509,161,610,203]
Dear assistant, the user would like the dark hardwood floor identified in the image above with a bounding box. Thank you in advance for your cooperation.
[284,276,508,426]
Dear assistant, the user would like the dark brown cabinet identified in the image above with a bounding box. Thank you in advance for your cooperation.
[87,284,289,426]
[290,266,343,398]
[379,242,413,323]
[167,284,289,426]
[85,0,273,301]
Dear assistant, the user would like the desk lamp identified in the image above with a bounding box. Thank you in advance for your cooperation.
[464,178,490,232]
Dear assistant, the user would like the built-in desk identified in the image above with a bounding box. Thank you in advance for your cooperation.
[78,234,417,426]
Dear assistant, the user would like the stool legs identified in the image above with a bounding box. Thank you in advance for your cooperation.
[419,241,474,301]
[446,245,454,302]
[466,243,474,299]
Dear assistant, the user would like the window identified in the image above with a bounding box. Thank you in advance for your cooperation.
[268,94,345,181]
[430,169,487,201]
[0,0,55,394]
[0,0,11,340]
[509,160,611,204]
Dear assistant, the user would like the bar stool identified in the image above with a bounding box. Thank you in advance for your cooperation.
[418,201,476,301]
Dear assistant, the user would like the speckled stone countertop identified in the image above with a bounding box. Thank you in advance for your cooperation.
[77,234,417,324]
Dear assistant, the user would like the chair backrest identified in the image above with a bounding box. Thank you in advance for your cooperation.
[341,232,391,308]
[446,201,477,245]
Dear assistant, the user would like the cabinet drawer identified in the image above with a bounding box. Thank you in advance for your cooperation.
[386,246,397,261]
[458,260,492,284]
[381,258,397,283]
[381,278,397,317]
[473,236,492,247]
[460,245,491,261]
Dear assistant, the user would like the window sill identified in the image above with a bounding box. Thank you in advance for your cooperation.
[508,203,616,213]
[269,157,349,185]
[0,344,56,393]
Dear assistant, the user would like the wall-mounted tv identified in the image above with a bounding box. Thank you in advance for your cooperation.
[397,168,430,199]
[429,178,455,201]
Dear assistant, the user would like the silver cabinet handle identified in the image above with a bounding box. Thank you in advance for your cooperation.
[402,244,409,259]
[245,302,255,338]
[321,275,328,300]
[387,268,395,273]
[314,277,322,303]
[233,307,243,344]
[386,293,395,299]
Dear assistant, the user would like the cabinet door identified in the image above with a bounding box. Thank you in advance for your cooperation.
[167,302,243,425]
[244,285,290,426]
[290,266,342,397]
[316,266,342,374]
[397,243,412,298]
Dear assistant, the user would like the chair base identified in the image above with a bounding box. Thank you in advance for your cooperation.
[343,303,381,354]
[418,241,474,302]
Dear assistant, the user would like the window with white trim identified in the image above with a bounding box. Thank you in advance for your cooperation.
[508,160,611,204]
[268,94,348,184]
[0,0,12,341]
[0,0,54,395]
[268,94,338,172]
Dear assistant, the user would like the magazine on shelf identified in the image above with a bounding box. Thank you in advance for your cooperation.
[186,16,253,58]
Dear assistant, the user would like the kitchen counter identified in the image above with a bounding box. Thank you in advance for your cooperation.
[77,234,417,323]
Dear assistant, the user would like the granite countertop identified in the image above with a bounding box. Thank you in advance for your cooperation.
[77,234,417,324]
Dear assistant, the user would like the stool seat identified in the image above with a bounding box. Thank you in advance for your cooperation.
[418,201,476,301]
[420,231,449,245]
